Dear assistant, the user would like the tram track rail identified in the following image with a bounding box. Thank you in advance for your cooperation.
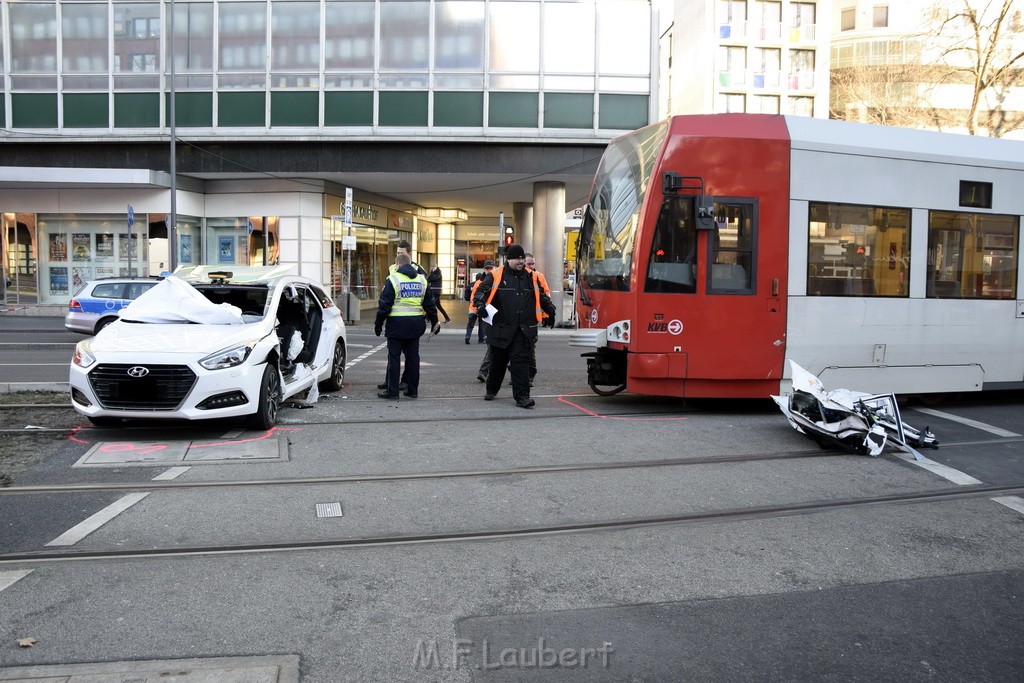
[2,482,1023,565]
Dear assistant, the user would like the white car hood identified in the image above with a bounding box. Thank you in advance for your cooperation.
[120,276,244,325]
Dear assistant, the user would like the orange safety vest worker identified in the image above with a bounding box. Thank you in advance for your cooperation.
[468,278,485,314]
[484,265,546,323]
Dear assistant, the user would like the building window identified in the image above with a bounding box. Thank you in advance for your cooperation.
[841,8,856,31]
[788,95,814,116]
[873,6,889,29]
[718,92,746,112]
[753,94,780,114]
[755,1,782,39]
[808,203,910,297]
[718,46,747,87]
[927,212,1018,299]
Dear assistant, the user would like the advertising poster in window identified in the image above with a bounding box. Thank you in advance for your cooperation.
[96,234,115,261]
[118,234,138,260]
[72,267,92,290]
[96,266,115,278]
[238,236,249,265]
[219,236,234,263]
[49,234,67,261]
[49,266,69,294]
[179,234,193,263]
[72,233,91,261]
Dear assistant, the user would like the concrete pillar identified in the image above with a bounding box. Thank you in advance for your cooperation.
[513,202,534,249]
[532,181,565,324]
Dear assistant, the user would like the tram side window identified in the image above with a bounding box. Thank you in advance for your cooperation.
[645,196,697,293]
[807,202,910,297]
[708,200,756,294]
[927,211,1018,299]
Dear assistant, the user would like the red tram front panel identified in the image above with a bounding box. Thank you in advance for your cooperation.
[578,115,792,399]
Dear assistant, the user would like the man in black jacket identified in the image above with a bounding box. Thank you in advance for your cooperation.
[472,244,556,408]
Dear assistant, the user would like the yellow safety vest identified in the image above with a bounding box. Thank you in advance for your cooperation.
[485,265,545,323]
[388,271,428,317]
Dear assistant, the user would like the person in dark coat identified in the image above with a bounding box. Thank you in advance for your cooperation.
[427,265,451,323]
[374,253,439,399]
[472,244,555,408]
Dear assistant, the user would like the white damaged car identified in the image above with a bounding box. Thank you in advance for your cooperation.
[70,265,346,429]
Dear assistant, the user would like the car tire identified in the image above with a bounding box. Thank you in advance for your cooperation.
[95,316,117,334]
[320,341,346,392]
[247,363,282,430]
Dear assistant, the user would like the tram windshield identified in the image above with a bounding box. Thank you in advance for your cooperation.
[578,122,668,295]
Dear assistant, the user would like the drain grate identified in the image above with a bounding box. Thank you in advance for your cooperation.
[315,502,344,518]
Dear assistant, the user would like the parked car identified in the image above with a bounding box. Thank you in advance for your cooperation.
[69,265,347,429]
[65,276,164,334]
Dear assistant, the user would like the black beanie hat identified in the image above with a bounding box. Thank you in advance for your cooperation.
[506,244,526,260]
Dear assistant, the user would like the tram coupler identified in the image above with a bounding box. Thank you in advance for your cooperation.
[581,348,627,387]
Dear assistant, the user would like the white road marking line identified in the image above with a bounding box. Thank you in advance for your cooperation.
[346,342,387,368]
[895,453,983,486]
[152,466,190,481]
[912,407,1021,438]
[45,492,150,546]
[992,496,1024,515]
[0,569,33,593]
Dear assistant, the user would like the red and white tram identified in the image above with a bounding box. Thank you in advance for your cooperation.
[571,114,1023,398]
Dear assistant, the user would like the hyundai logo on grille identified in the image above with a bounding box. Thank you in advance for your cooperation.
[127,366,150,378]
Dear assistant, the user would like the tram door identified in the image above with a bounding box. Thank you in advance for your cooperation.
[638,195,787,398]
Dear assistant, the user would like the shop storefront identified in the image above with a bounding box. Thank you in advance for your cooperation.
[3,211,281,305]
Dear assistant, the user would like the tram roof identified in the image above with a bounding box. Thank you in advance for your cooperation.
[782,115,1024,172]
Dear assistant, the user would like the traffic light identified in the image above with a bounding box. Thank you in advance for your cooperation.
[504,226,514,248]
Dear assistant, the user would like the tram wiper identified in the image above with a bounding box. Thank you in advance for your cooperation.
[773,361,939,460]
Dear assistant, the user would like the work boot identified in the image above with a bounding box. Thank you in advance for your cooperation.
[516,397,536,409]
[484,394,496,401]
[377,391,398,399]
[464,338,470,344]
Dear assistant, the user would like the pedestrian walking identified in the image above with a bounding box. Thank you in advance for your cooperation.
[374,252,439,399]
[464,261,494,344]
[473,244,555,408]
[427,265,452,323]
[379,239,430,392]
[524,252,554,386]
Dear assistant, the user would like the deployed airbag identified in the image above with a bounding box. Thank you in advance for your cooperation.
[120,276,244,325]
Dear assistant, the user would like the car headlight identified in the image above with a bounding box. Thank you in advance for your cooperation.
[72,340,96,368]
[199,341,257,370]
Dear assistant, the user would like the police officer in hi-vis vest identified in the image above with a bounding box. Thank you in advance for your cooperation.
[374,252,439,399]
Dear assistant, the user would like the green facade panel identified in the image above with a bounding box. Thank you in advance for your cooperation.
[488,92,538,128]
[434,92,484,127]
[599,94,649,130]
[379,91,428,126]
[544,93,593,129]
[114,93,160,128]
[324,91,373,126]
[271,91,319,127]
[218,92,266,127]
[167,92,214,127]
[64,94,109,128]
[11,94,58,128]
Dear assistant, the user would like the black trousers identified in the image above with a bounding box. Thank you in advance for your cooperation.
[485,330,531,401]
[386,336,420,396]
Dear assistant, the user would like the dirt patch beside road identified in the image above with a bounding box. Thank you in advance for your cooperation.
[0,391,79,486]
